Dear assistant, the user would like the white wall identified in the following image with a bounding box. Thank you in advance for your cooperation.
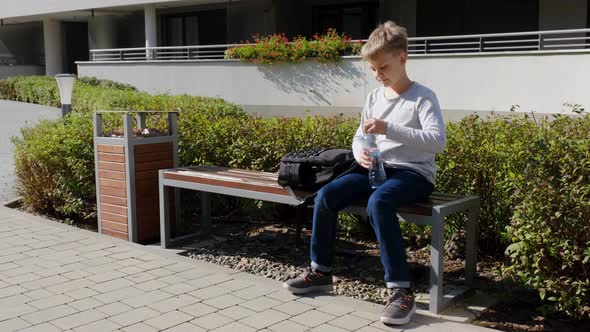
[1,0,191,19]
[77,52,590,118]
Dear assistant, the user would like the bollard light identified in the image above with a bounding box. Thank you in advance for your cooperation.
[55,74,76,117]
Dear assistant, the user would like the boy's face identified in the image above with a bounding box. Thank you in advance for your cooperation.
[367,50,407,87]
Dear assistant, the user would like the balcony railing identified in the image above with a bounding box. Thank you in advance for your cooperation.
[89,28,590,62]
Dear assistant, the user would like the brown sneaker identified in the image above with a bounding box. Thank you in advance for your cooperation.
[283,266,333,294]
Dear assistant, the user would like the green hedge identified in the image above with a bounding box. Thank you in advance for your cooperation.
[2,76,589,318]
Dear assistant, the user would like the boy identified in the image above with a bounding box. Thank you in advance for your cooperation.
[283,21,446,325]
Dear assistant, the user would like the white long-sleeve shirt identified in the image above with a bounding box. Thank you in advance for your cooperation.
[352,82,446,184]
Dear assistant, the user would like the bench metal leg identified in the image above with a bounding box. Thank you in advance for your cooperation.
[201,192,211,235]
[295,206,305,248]
[159,178,171,249]
[465,205,480,284]
[174,188,181,230]
[429,214,444,313]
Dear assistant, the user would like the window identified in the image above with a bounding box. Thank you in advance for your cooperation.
[162,9,227,46]
[417,0,539,36]
[312,3,378,39]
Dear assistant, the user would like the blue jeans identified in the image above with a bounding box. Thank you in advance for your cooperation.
[310,168,434,288]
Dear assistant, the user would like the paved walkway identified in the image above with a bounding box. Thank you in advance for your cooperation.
[0,204,498,332]
[0,100,60,202]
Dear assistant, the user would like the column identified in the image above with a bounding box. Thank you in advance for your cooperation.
[43,19,63,76]
[144,5,157,59]
[88,16,116,50]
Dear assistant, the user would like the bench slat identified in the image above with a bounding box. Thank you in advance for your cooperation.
[162,166,471,217]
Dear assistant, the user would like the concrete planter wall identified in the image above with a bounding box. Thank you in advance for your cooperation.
[78,51,590,119]
[93,111,178,243]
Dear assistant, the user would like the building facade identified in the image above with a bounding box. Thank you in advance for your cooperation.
[1,0,590,117]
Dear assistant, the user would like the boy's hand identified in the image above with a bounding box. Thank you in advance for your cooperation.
[363,118,388,135]
[358,149,372,169]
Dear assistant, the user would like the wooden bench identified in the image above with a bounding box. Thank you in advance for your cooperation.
[158,165,480,313]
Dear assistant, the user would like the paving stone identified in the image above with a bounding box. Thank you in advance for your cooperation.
[163,263,195,273]
[87,271,127,283]
[0,303,37,321]
[367,321,407,331]
[209,322,256,332]
[134,279,169,291]
[95,301,134,317]
[176,268,215,281]
[29,293,75,310]
[51,309,107,330]
[329,314,373,331]
[72,319,121,332]
[21,304,78,325]
[355,326,393,332]
[310,323,350,332]
[217,279,256,291]
[191,312,233,330]
[0,294,30,305]
[68,297,104,311]
[65,287,100,300]
[162,322,206,332]
[267,319,309,332]
[275,300,315,316]
[0,317,32,332]
[178,302,218,318]
[34,266,71,278]
[239,295,283,312]
[0,285,28,299]
[78,250,110,260]
[117,266,145,275]
[121,290,173,308]
[119,322,158,332]
[160,283,196,296]
[317,304,356,317]
[144,310,194,330]
[290,310,338,328]
[125,272,157,284]
[240,308,291,329]
[203,293,246,309]
[233,285,277,300]
[4,272,45,286]
[88,278,134,294]
[265,290,301,302]
[47,278,95,294]
[0,262,20,272]
[199,272,234,285]
[92,285,145,304]
[134,259,176,271]
[109,251,140,260]
[61,270,93,280]
[108,307,161,327]
[148,294,201,313]
[189,285,231,300]
[17,322,62,332]
[112,258,144,267]
[217,305,257,320]
[157,274,186,285]
[350,310,379,321]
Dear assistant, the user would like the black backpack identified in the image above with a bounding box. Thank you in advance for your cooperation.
[277,148,359,193]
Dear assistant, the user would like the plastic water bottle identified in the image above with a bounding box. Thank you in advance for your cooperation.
[364,134,386,189]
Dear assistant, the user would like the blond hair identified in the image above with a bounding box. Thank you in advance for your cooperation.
[361,21,408,59]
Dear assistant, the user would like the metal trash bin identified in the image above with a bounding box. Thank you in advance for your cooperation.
[93,111,178,243]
